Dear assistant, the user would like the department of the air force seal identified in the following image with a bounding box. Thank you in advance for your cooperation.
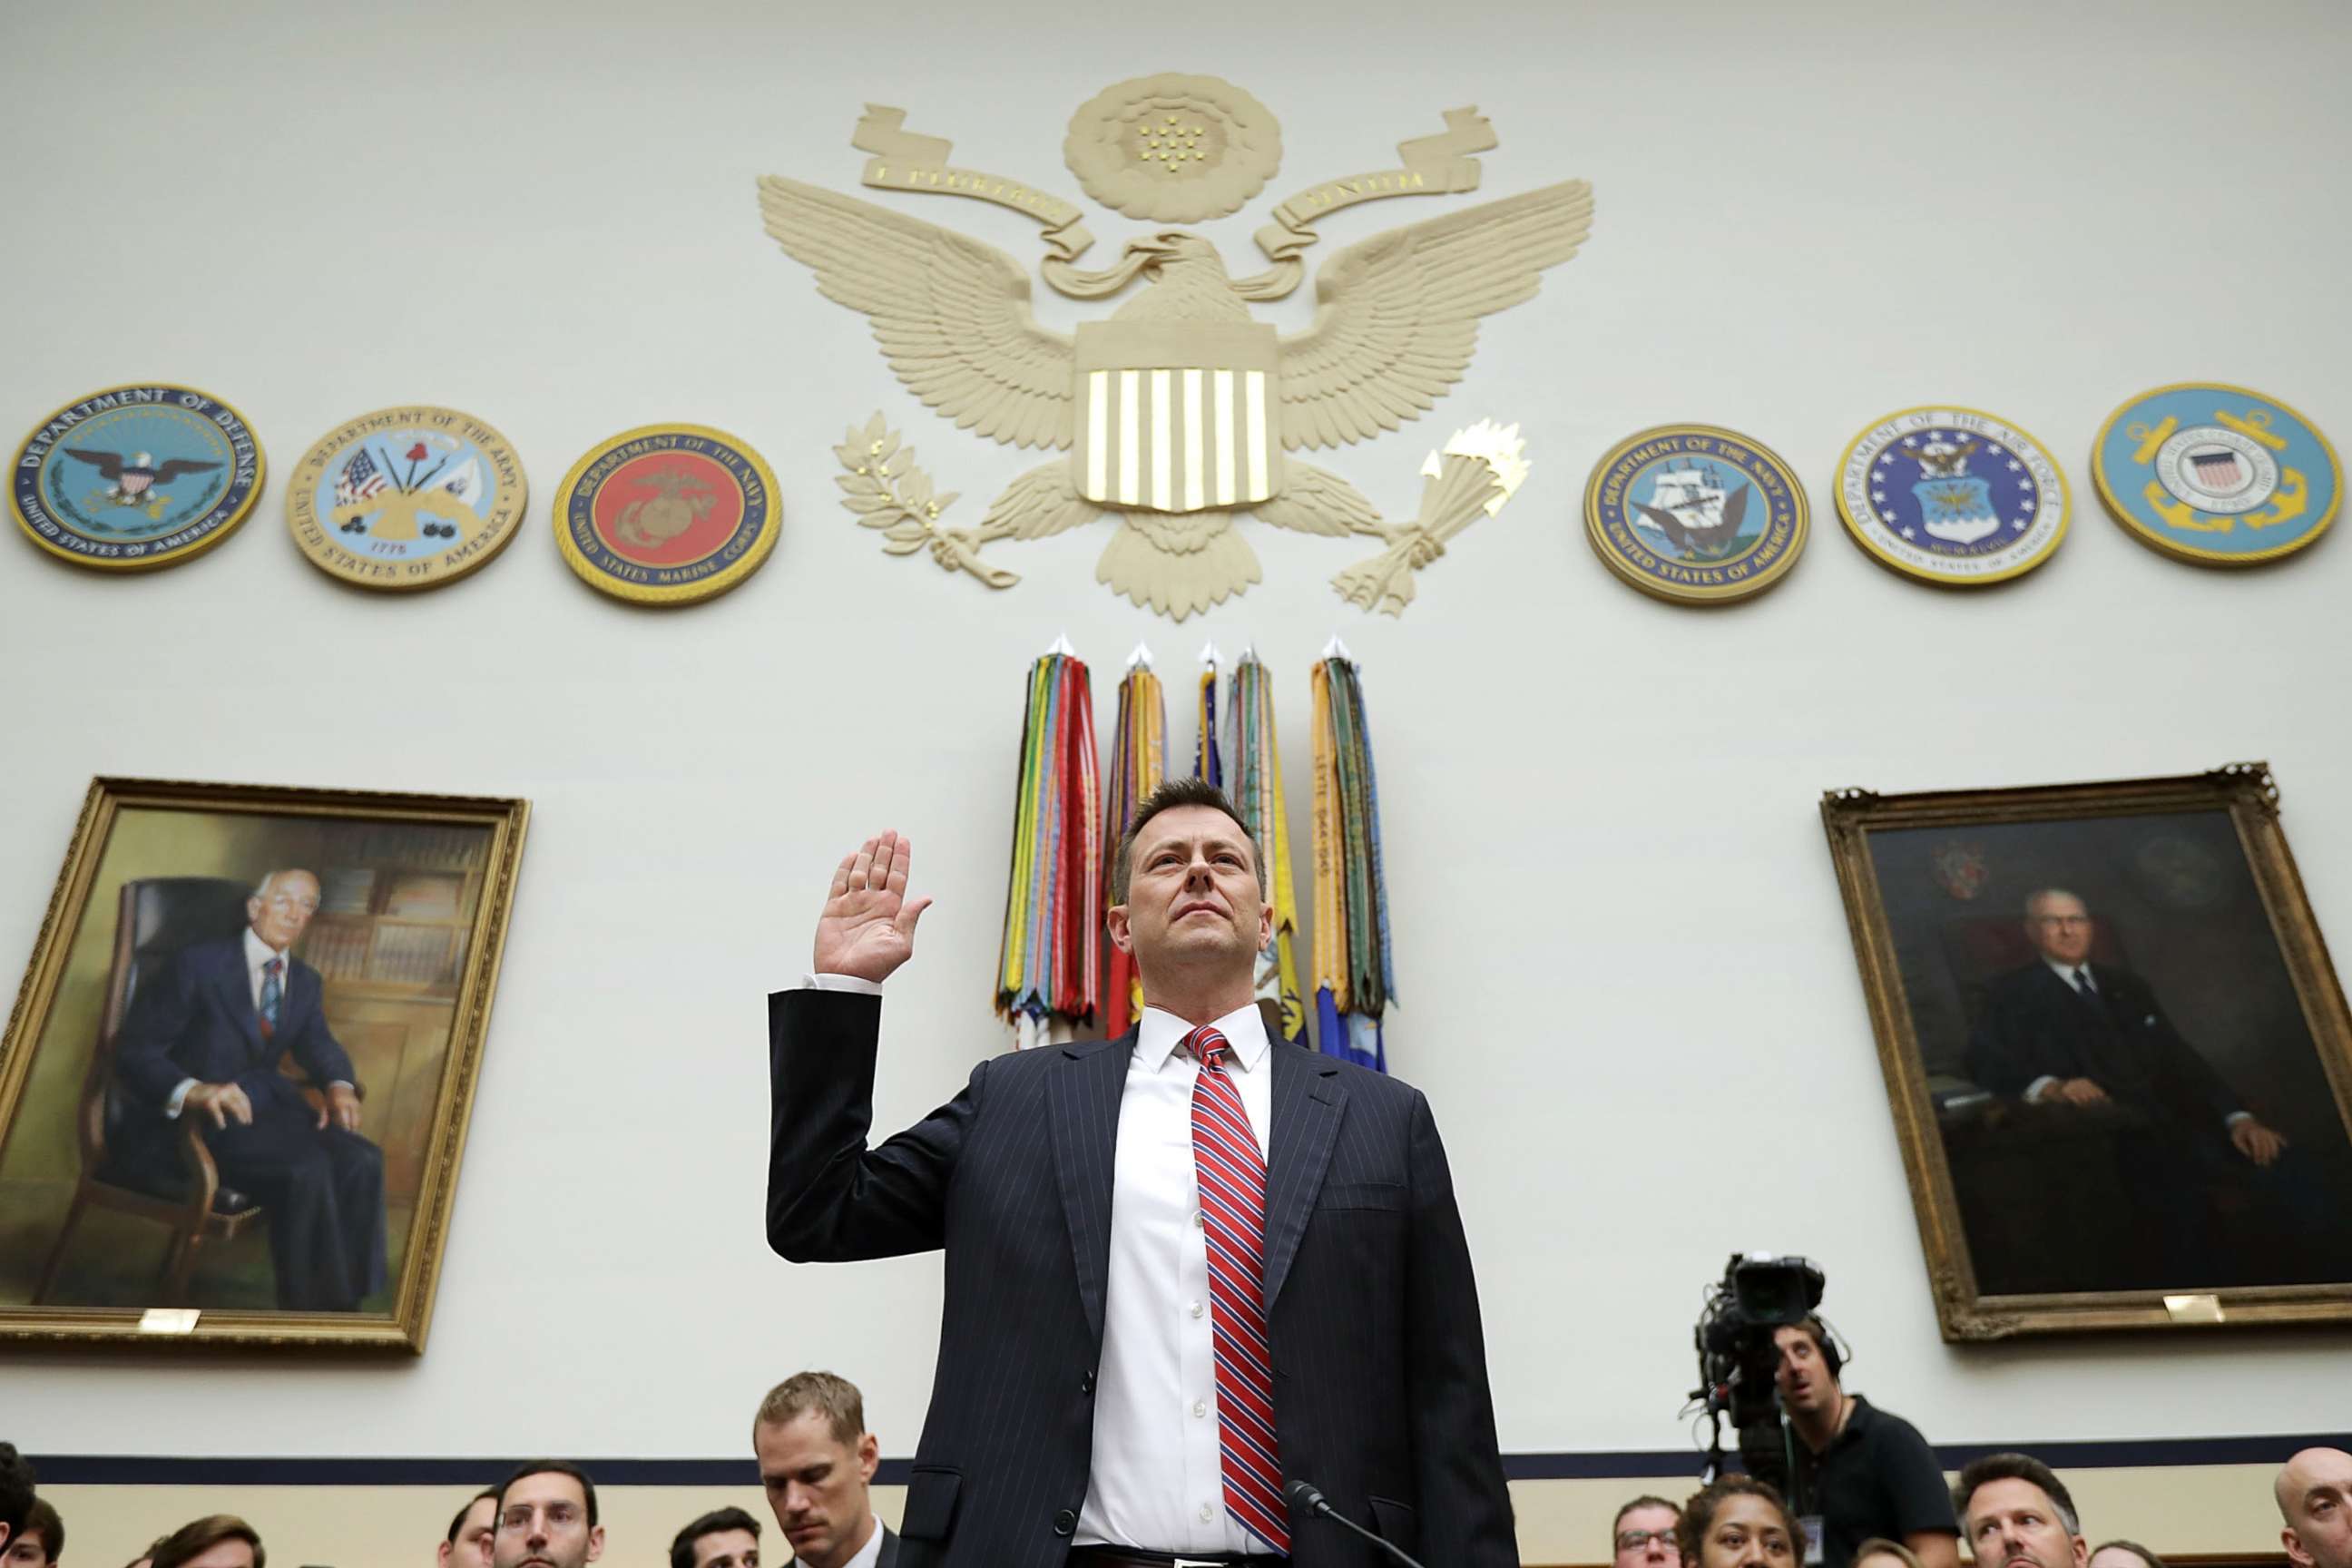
[1583,424,1808,603]
[554,424,781,605]
[10,383,264,571]
[2092,383,2339,566]
[1835,407,2067,587]
[286,407,526,591]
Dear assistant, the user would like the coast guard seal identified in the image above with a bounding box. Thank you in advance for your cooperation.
[1584,424,1808,603]
[554,424,781,605]
[1835,407,2067,587]
[2092,383,2339,565]
[10,383,264,571]
[287,406,526,591]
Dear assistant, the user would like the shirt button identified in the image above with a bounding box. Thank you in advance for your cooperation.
[1200,1504,1215,1524]
[1081,1370,1096,1396]
[1189,1299,1204,1318]
[1192,1399,1207,1418]
[1053,1508,1077,1535]
[1196,1210,1207,1229]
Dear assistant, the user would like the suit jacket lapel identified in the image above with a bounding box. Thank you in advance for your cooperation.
[1260,1044,1345,1313]
[1047,1034,1131,1345]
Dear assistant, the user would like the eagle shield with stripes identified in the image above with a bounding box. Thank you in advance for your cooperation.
[758,174,1594,619]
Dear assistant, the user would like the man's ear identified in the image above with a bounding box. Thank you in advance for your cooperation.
[1107,904,1134,954]
[585,1523,606,1563]
[2284,1527,2315,1568]
[858,1431,881,1484]
[1257,898,1272,948]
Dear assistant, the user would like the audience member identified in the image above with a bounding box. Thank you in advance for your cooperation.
[1679,1476,1801,1568]
[0,1445,34,1556]
[440,1489,498,1568]
[2278,1447,2352,1568]
[491,1462,603,1568]
[123,1538,167,1568]
[2088,1542,2168,1568]
[1953,1453,2085,1568]
[1613,1495,1682,1567]
[752,1372,892,1568]
[4,1498,63,1567]
[147,1518,263,1568]
[671,1506,761,1568]
[1773,1318,1959,1568]
[1854,1538,1926,1568]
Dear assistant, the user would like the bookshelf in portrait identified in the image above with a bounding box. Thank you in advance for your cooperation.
[0,776,529,1351]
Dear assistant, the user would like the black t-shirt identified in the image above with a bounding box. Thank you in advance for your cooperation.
[1793,1396,1958,1568]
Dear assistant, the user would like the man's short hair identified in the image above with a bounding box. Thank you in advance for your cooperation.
[446,1486,498,1544]
[1110,777,1266,904]
[1779,1315,1843,1378]
[670,1506,762,1568]
[2024,887,2085,919]
[495,1460,600,1531]
[1612,1493,1681,1539]
[2091,1541,2168,1568]
[21,1497,64,1562]
[149,1516,265,1568]
[0,1443,35,1537]
[1954,1452,2079,1535]
[1678,1475,1801,1556]
[754,1369,867,1447]
[1853,1540,1925,1568]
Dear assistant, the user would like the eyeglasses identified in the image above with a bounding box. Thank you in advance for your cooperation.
[1618,1530,1681,1553]
[500,1502,585,1533]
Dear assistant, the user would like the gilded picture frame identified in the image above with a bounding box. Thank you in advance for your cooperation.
[0,777,529,1351]
[1821,763,2352,1339]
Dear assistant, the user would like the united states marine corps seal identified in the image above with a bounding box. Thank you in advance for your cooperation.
[286,406,526,590]
[554,424,781,605]
[1835,407,2067,587]
[10,383,264,571]
[2092,382,2339,566]
[1583,424,1808,603]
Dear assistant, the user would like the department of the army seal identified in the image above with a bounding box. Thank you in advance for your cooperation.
[554,424,781,605]
[286,406,526,591]
[1583,424,1808,603]
[10,383,264,571]
[1835,406,2067,587]
[2092,382,2339,565]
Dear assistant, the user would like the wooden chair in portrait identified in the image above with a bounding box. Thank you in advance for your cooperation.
[30,876,300,1305]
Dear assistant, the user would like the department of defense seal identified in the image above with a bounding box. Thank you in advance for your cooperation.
[1584,424,1808,603]
[10,383,264,571]
[286,406,526,591]
[554,424,781,605]
[1835,406,2067,587]
[2092,382,2339,565]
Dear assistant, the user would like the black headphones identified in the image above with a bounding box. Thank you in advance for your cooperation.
[1802,1313,1850,1379]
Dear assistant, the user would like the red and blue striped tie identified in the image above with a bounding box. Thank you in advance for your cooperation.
[1186,1024,1289,1553]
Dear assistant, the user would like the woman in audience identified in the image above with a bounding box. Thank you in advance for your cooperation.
[1856,1539,1927,1568]
[1680,1475,1803,1567]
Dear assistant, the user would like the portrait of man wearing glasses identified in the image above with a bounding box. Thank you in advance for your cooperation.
[1965,887,2319,1283]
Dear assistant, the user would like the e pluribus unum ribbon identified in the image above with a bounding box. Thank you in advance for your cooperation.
[1331,419,1530,617]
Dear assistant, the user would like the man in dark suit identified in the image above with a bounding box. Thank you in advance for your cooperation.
[112,867,387,1311]
[753,1370,899,1568]
[768,778,1514,1568]
[1966,887,2308,1278]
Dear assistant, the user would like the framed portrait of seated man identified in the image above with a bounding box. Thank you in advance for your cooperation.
[1822,763,2352,1339]
[0,776,528,1350]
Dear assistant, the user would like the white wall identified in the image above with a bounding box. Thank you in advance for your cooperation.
[3,0,2348,1467]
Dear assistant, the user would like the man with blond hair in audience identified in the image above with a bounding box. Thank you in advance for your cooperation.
[2278,1447,2352,1568]
[753,1371,896,1568]
[146,1517,264,1568]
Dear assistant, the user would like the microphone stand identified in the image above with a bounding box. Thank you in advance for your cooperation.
[1287,1479,1433,1568]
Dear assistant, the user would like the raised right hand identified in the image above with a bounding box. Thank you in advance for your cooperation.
[812,830,934,985]
[186,1082,254,1129]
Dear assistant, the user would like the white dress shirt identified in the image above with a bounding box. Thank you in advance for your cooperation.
[800,975,1274,1553]
[165,928,348,1118]
[2022,958,2246,1127]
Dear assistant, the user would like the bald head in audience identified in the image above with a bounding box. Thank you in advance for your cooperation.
[2278,1448,2352,1568]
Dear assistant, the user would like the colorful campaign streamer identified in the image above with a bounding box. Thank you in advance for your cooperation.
[1102,648,1167,1037]
[1194,643,1224,788]
[1224,650,1308,1046]
[1309,647,1394,1071]
[995,641,1101,1047]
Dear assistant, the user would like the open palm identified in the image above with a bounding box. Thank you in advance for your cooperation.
[814,829,933,983]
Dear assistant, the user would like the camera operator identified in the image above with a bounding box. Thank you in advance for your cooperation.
[1774,1317,1958,1568]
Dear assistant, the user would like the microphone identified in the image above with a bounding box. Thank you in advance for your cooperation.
[1286,1478,1432,1568]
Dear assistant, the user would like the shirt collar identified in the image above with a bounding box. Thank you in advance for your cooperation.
[1136,999,1272,1073]
[2043,955,2092,986]
[243,926,289,970]
[799,1515,883,1568]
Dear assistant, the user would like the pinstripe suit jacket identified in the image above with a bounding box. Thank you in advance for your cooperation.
[767,987,1517,1568]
